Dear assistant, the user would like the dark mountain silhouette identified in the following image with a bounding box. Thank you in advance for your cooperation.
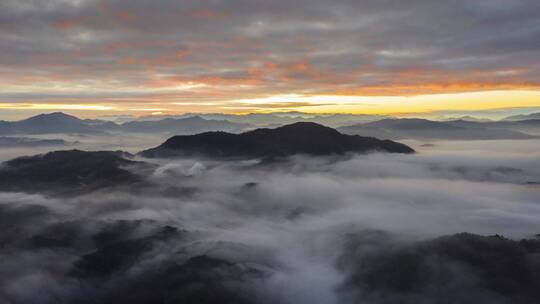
[0,112,252,135]
[138,112,387,128]
[139,122,415,158]
[4,112,538,139]
[339,118,537,140]
[340,232,540,304]
[82,255,264,304]
[0,112,115,135]
[120,116,250,134]
[70,225,181,278]
[0,150,144,195]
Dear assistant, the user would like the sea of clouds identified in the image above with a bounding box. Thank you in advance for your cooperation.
[1,139,540,303]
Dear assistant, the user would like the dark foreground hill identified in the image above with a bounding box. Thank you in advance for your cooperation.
[0,150,144,195]
[139,122,415,158]
[340,232,540,304]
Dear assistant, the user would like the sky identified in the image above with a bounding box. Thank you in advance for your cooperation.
[1,0,540,119]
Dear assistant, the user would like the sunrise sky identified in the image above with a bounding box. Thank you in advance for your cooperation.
[1,0,540,120]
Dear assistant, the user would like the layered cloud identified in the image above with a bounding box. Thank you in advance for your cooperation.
[1,0,540,115]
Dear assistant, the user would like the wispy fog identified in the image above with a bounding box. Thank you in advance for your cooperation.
[0,132,168,162]
[1,139,540,303]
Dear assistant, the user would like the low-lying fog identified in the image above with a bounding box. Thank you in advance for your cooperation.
[1,138,540,303]
[0,133,168,162]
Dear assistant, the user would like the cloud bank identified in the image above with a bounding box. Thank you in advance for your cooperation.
[1,140,540,303]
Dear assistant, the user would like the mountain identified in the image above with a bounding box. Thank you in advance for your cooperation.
[504,119,540,134]
[138,113,388,128]
[0,112,253,136]
[0,112,116,135]
[440,115,492,122]
[0,136,70,147]
[6,112,536,139]
[504,112,540,121]
[341,232,540,304]
[0,150,144,195]
[339,118,537,140]
[139,122,415,159]
[71,253,264,303]
[121,116,250,134]
[447,119,540,135]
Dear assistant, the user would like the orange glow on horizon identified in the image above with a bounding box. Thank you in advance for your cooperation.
[224,90,540,115]
[1,90,539,119]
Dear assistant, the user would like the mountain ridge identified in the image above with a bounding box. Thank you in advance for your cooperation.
[139,122,415,158]
[339,118,538,140]
[504,112,540,121]
[0,150,144,195]
[0,112,251,135]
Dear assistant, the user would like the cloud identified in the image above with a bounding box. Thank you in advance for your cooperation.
[1,140,540,302]
[1,0,540,114]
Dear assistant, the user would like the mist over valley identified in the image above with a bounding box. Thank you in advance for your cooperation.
[1,113,540,303]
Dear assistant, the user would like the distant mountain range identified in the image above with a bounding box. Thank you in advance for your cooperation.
[136,112,388,128]
[503,112,540,121]
[446,119,540,136]
[339,118,539,140]
[0,112,250,135]
[2,112,539,140]
[120,116,249,134]
[0,112,115,135]
[440,116,492,122]
[139,122,415,159]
